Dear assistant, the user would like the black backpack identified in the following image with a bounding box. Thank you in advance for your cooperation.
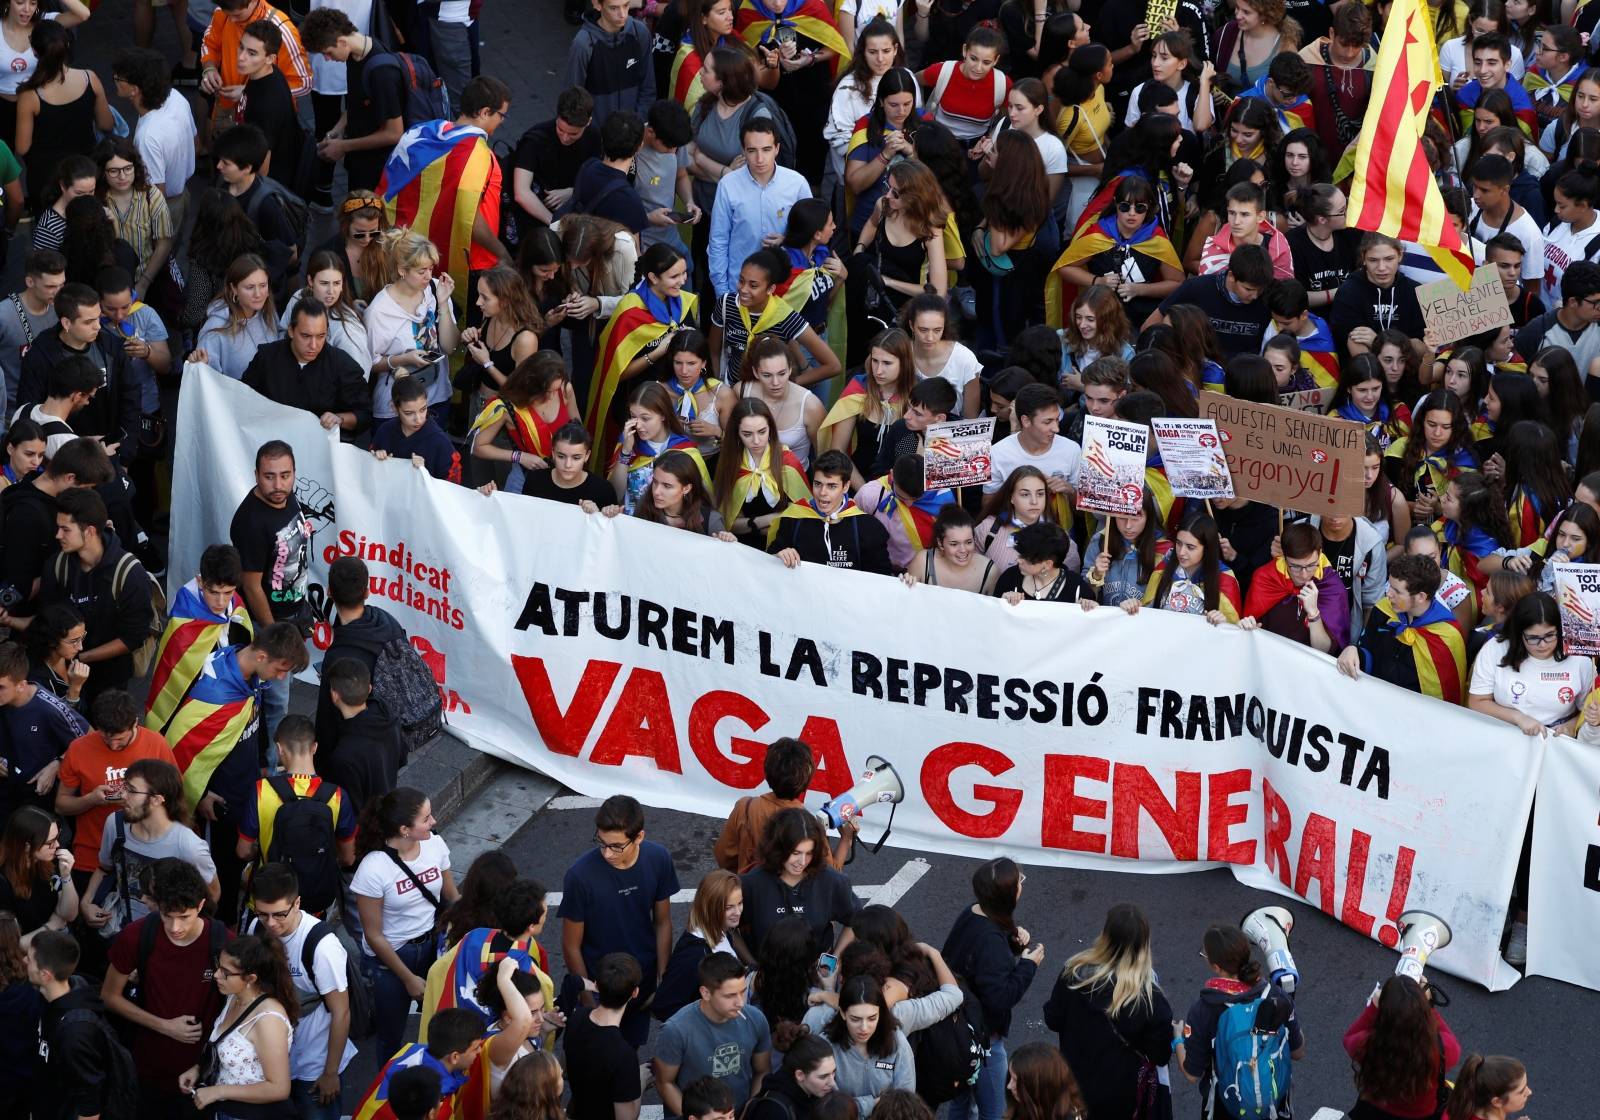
[263,777,345,916]
[910,981,988,1105]
[59,1008,138,1120]
[371,635,445,759]
[298,918,376,1040]
[240,175,311,266]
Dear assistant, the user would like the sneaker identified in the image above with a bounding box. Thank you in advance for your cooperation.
[1505,920,1527,966]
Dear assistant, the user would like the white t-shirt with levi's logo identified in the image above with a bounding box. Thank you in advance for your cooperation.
[350,833,452,954]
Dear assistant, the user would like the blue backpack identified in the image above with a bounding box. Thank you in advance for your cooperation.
[1209,990,1292,1120]
[363,50,450,127]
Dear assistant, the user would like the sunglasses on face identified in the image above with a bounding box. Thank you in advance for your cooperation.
[348,229,380,242]
[1117,201,1149,215]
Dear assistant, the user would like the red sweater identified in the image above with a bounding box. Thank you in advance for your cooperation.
[1342,1003,1461,1118]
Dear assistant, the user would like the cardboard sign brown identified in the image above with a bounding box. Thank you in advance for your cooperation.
[1417,264,1512,350]
[1197,391,1367,517]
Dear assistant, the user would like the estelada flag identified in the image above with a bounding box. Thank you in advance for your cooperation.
[353,1042,491,1120]
[418,929,557,1051]
[585,284,699,471]
[1370,596,1468,703]
[378,120,494,299]
[1347,0,1475,290]
[1297,315,1340,389]
[865,478,954,549]
[734,0,851,78]
[1044,209,1181,328]
[773,244,831,314]
[722,444,811,526]
[145,579,252,736]
[468,396,550,459]
[670,40,709,107]
[608,432,713,492]
[166,645,260,807]
[1507,483,1554,548]
[1454,76,1539,139]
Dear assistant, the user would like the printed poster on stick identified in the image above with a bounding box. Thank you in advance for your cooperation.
[1198,391,1366,517]
[1553,563,1600,655]
[1417,264,1512,350]
[1151,418,1235,500]
[924,418,996,489]
[1078,416,1150,516]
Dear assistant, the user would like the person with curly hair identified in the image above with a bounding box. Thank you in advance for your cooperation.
[1342,975,1460,1120]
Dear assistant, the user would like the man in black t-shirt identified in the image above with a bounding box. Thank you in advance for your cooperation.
[519,423,620,507]
[569,110,651,234]
[1148,244,1274,359]
[234,20,305,194]
[564,952,644,1120]
[300,8,407,193]
[513,86,603,233]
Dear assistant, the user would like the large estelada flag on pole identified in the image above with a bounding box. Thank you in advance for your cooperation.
[1347,0,1474,290]
[378,120,493,298]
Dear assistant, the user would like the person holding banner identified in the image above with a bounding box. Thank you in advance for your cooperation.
[714,398,813,548]
[1469,589,1594,734]
[1124,512,1241,624]
[994,522,1094,604]
[630,451,739,540]
[902,506,1000,594]
[1240,522,1351,650]
[1336,553,1470,702]
[769,449,894,573]
[1082,489,1168,605]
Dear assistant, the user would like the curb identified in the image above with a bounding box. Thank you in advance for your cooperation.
[399,730,504,824]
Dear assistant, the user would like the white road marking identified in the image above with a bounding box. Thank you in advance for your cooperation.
[1309,1110,1345,1120]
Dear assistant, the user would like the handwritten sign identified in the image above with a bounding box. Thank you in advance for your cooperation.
[1554,563,1600,656]
[1197,391,1366,517]
[1077,416,1150,516]
[1416,264,1512,350]
[1280,387,1333,414]
[924,418,996,489]
[1151,417,1235,500]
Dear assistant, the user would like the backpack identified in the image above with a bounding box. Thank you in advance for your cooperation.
[1208,990,1293,1120]
[60,1007,138,1120]
[88,814,133,940]
[298,918,376,1040]
[240,175,312,263]
[364,50,451,128]
[263,777,345,916]
[910,981,988,1105]
[736,93,799,170]
[927,60,1008,127]
[371,634,445,759]
[54,550,165,677]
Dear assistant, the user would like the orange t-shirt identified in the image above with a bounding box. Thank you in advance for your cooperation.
[58,728,177,865]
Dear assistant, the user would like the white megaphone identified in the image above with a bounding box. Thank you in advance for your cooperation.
[1394,911,1452,982]
[1241,906,1300,994]
[816,755,905,831]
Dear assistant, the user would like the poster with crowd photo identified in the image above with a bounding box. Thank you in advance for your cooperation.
[924,418,996,489]
[174,370,1564,993]
[1151,418,1235,500]
[1077,416,1149,516]
[1553,563,1600,656]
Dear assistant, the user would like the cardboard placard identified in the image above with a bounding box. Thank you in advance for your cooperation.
[1077,416,1150,516]
[1553,563,1600,656]
[924,418,996,489]
[1197,391,1367,517]
[1280,387,1333,414]
[1151,418,1235,500]
[1416,264,1512,350]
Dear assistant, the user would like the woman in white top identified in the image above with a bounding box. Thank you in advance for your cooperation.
[0,0,86,149]
[1439,3,1527,82]
[1123,30,1214,135]
[825,20,917,182]
[283,249,371,371]
[191,252,283,380]
[364,229,460,419]
[900,292,982,416]
[728,334,825,468]
[1468,591,1595,734]
[350,787,458,1062]
[179,934,296,1120]
[477,956,545,1096]
[980,78,1068,207]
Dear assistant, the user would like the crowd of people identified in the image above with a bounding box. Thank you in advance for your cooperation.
[0,0,1579,1114]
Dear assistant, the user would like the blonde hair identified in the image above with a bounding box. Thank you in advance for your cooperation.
[374,228,441,288]
[689,869,741,942]
[1062,903,1158,1018]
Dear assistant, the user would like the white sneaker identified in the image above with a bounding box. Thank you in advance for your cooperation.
[1505,920,1527,966]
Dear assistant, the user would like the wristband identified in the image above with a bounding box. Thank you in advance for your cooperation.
[1306,613,1321,623]
[513,450,522,467]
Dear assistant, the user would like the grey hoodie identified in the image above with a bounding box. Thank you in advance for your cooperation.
[563,11,656,127]
[1311,515,1389,644]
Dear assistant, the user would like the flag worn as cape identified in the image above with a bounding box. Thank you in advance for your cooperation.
[867,478,955,549]
[1242,553,1353,648]
[670,39,708,107]
[1349,0,1476,289]
[418,928,557,1051]
[722,445,811,525]
[1507,483,1553,548]
[1240,76,1316,132]
[378,120,493,299]
[145,579,252,735]
[1332,399,1412,449]
[585,283,699,471]
[468,396,551,459]
[735,0,850,78]
[774,244,830,314]
[1438,517,1500,594]
[817,373,902,458]
[767,496,867,547]
[608,433,712,491]
[167,645,259,808]
[1454,76,1539,138]
[1367,596,1468,702]
[1295,314,1340,389]
[1383,439,1478,498]
[1523,60,1588,106]
[1045,211,1181,328]
[352,1042,490,1120]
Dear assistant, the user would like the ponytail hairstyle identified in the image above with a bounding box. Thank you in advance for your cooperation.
[1010,77,1058,136]
[356,787,430,860]
[224,934,301,1025]
[1444,1055,1527,1120]
[1052,44,1109,109]
[22,18,70,91]
[635,241,689,291]
[971,857,1024,952]
[1200,924,1262,985]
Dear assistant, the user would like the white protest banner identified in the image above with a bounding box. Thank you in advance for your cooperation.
[1552,563,1600,656]
[173,369,1546,991]
[1527,732,1600,989]
[924,418,996,489]
[1151,418,1235,500]
[1077,416,1149,516]
[1417,264,1512,350]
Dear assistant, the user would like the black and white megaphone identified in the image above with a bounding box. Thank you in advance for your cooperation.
[1241,906,1300,994]
[816,755,905,832]
[1394,910,1452,982]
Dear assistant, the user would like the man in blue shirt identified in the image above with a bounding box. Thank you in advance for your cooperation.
[708,119,812,301]
[559,794,679,1048]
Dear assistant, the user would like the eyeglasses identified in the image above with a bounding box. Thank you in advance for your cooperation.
[1116,201,1150,214]
[214,965,245,979]
[1525,631,1560,646]
[348,229,381,242]
[254,905,296,922]
[594,833,638,854]
[1286,559,1321,573]
[62,634,84,646]
[123,785,151,799]
[104,164,136,177]
[886,187,902,199]
[40,835,59,849]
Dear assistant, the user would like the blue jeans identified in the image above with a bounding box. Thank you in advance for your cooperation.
[291,1078,343,1120]
[949,1035,1008,1120]
[364,937,437,1060]
[262,673,290,771]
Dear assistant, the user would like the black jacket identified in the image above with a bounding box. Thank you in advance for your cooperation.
[0,476,59,608]
[39,537,154,694]
[744,1073,818,1120]
[319,696,403,813]
[767,510,892,575]
[654,929,713,1023]
[242,339,372,435]
[17,330,141,463]
[1042,970,1174,1120]
[37,982,112,1120]
[941,907,1037,1039]
[315,605,407,751]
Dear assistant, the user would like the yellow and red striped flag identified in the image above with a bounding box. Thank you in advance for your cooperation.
[1347,0,1473,290]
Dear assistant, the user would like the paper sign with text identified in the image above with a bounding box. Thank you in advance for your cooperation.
[1198,391,1366,516]
[1280,388,1333,414]
[924,418,996,489]
[1077,416,1150,515]
[1417,264,1512,349]
[1151,418,1235,499]
[1553,563,1600,655]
